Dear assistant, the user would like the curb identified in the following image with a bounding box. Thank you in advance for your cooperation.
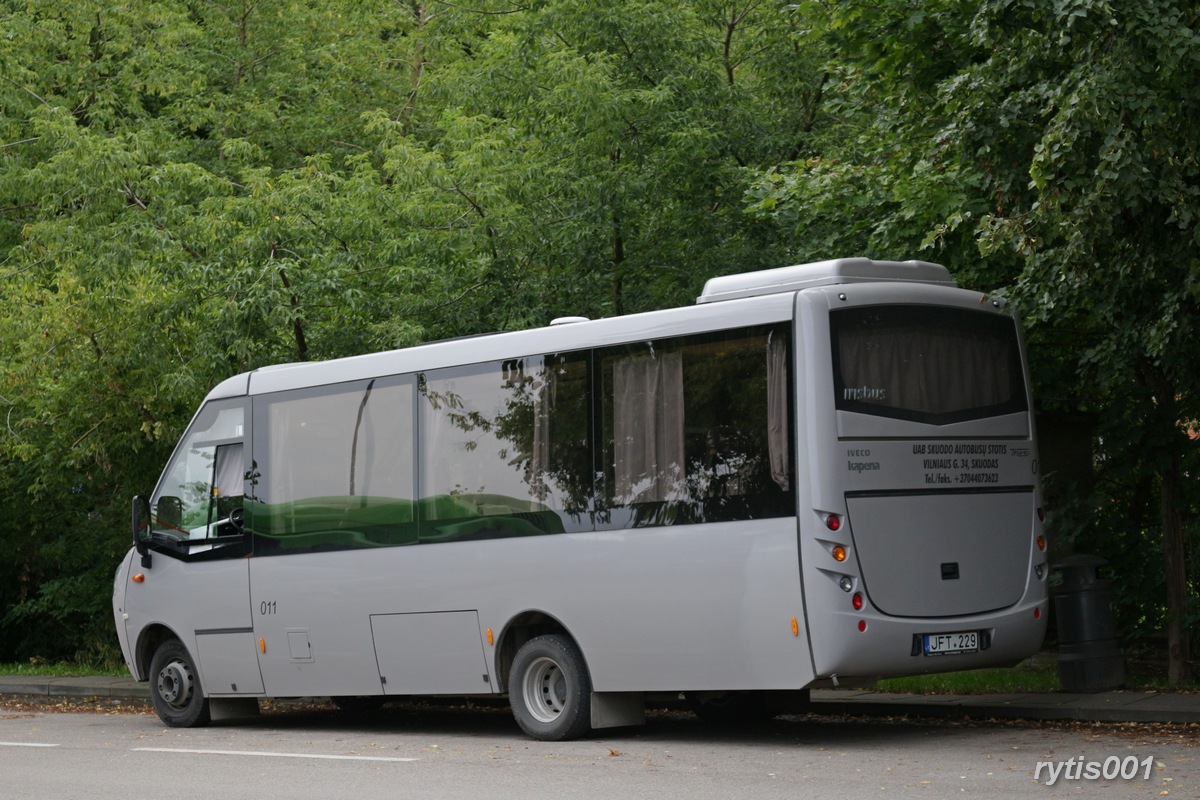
[0,676,149,700]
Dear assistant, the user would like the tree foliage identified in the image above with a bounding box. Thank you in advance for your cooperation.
[1,0,1196,682]
[0,0,827,662]
[749,0,1200,681]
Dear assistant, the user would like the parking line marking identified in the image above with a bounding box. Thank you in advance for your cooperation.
[0,742,59,748]
[132,747,419,763]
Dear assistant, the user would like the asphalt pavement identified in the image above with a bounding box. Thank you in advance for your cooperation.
[1,674,1196,725]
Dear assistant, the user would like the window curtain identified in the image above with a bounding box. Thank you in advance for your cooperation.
[267,402,294,505]
[419,376,462,519]
[766,330,791,491]
[839,327,1011,415]
[212,443,244,500]
[613,349,684,503]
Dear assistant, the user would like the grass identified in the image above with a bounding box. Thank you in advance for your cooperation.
[0,661,128,678]
[876,662,1060,694]
[875,650,1199,694]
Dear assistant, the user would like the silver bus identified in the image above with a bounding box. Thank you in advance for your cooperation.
[113,258,1049,740]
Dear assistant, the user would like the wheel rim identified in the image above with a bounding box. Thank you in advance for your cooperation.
[522,655,568,723]
[156,658,195,711]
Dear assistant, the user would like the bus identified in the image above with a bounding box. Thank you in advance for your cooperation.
[113,258,1049,740]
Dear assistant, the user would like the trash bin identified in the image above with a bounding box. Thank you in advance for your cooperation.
[1053,554,1126,692]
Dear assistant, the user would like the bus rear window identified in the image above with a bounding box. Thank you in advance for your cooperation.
[830,305,1027,425]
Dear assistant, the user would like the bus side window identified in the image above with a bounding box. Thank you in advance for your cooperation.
[252,378,417,554]
[211,442,245,536]
[599,325,793,528]
[148,399,247,551]
[417,354,592,543]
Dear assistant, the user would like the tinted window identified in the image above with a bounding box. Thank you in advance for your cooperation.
[251,378,416,553]
[418,353,591,542]
[831,305,1027,425]
[598,326,793,528]
[245,324,797,554]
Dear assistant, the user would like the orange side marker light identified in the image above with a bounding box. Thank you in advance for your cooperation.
[791,617,799,637]
[132,573,145,583]
[259,638,267,654]
[486,628,494,646]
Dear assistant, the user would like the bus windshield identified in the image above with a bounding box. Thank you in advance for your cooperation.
[151,399,246,542]
[830,305,1027,425]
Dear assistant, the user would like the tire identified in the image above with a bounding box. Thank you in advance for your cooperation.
[508,634,592,741]
[148,639,211,728]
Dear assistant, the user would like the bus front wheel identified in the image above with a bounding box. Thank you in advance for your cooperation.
[508,634,592,741]
[148,639,211,728]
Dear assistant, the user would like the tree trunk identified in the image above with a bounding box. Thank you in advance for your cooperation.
[1160,455,1192,685]
[1148,367,1192,685]
[277,267,308,362]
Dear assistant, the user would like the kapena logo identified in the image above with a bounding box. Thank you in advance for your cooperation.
[848,461,880,473]
[843,385,887,401]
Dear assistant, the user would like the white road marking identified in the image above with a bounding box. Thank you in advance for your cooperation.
[0,742,59,748]
[132,747,419,763]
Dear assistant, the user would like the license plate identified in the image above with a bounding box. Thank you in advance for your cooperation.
[923,631,979,655]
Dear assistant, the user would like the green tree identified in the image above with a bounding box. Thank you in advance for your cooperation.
[372,0,829,329]
[0,0,423,660]
[0,0,831,661]
[750,0,1200,683]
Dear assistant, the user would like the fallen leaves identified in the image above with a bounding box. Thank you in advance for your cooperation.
[0,696,151,715]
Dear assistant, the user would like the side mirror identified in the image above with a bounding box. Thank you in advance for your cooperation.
[131,495,152,568]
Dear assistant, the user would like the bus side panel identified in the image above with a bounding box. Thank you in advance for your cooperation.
[121,556,261,694]
[246,517,814,699]
[547,520,814,693]
[249,554,390,698]
[371,611,492,695]
[112,549,137,678]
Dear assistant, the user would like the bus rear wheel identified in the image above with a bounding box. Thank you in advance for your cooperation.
[509,634,592,741]
[148,639,211,728]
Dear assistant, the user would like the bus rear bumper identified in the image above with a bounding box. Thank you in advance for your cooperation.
[809,600,1049,683]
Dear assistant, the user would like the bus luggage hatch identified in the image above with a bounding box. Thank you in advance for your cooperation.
[846,491,1032,618]
[370,611,495,695]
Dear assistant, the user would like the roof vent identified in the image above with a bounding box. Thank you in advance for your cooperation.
[697,258,955,304]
